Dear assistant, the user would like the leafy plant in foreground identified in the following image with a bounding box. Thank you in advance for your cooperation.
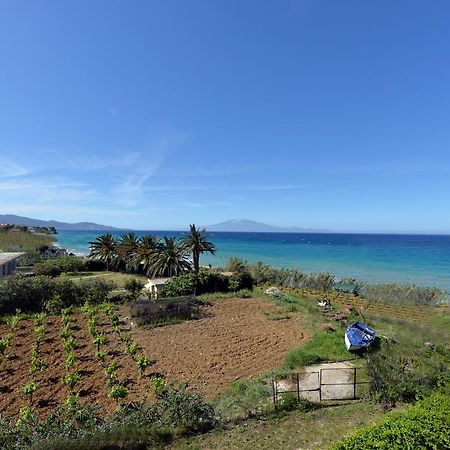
[136,355,152,377]
[21,381,38,405]
[108,384,129,405]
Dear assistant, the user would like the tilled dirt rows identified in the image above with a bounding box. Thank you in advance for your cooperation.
[0,297,306,418]
[132,297,306,398]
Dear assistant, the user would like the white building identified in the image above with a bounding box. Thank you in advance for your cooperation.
[144,277,171,297]
[0,252,25,278]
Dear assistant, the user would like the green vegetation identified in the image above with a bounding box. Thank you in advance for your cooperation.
[360,282,446,306]
[181,224,216,273]
[88,225,216,277]
[332,391,450,450]
[0,274,116,315]
[0,229,54,252]
[226,257,448,305]
[285,329,350,368]
[162,270,253,298]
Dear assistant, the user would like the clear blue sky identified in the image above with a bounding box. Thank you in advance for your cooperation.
[1,0,449,233]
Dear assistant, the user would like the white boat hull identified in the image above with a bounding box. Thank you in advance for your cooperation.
[345,332,363,351]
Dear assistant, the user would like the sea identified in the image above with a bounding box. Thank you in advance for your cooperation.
[55,230,450,292]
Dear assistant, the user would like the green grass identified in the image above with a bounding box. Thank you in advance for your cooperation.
[285,329,352,368]
[0,230,54,252]
[59,271,148,289]
[170,401,385,450]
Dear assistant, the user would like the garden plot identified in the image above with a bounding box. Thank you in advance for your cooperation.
[0,296,307,418]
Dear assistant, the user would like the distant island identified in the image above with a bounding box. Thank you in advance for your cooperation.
[0,214,121,231]
[207,219,328,233]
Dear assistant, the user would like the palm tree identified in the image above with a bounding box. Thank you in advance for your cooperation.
[132,235,161,275]
[116,232,139,272]
[149,237,192,277]
[181,224,216,273]
[89,233,117,270]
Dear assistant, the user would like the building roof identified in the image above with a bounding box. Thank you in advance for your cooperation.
[0,252,25,265]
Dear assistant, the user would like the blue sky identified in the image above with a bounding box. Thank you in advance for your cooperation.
[0,1,449,233]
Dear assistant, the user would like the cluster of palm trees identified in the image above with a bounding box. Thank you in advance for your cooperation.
[88,224,216,277]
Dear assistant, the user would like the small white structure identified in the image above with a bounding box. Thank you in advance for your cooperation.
[144,277,171,296]
[0,252,25,278]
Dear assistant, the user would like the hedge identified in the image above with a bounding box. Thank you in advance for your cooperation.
[332,391,450,450]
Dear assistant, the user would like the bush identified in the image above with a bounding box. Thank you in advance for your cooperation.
[79,279,116,305]
[17,250,49,267]
[225,257,250,273]
[228,271,254,291]
[131,297,201,325]
[53,256,86,273]
[332,391,450,450]
[124,279,146,299]
[0,275,54,314]
[84,259,107,272]
[0,275,117,315]
[162,272,231,298]
[367,340,450,406]
[156,383,216,433]
[108,291,135,304]
[33,262,61,277]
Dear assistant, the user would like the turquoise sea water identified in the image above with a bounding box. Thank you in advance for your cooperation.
[56,230,450,291]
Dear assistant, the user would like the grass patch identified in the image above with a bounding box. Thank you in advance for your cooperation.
[0,230,54,252]
[59,271,147,289]
[285,329,352,368]
[170,400,385,450]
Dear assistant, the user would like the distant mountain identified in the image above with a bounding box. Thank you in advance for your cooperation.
[207,219,327,233]
[0,214,122,231]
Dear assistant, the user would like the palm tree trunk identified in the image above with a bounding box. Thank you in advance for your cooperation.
[193,252,199,272]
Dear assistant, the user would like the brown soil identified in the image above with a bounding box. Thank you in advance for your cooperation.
[0,297,306,418]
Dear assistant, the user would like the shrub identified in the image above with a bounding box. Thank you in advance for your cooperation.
[79,278,116,305]
[33,262,61,277]
[53,256,86,273]
[228,271,254,291]
[84,258,107,272]
[44,294,65,315]
[0,275,54,314]
[124,278,146,299]
[332,391,450,450]
[225,257,250,273]
[131,298,201,325]
[17,250,49,267]
[156,383,216,433]
[108,291,135,304]
[367,340,450,406]
[161,271,250,298]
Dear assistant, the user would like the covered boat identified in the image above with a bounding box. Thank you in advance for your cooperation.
[345,321,376,351]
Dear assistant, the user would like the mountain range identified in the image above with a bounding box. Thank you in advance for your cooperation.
[0,214,121,231]
[207,219,327,233]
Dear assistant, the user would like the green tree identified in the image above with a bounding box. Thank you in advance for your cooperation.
[150,237,192,277]
[132,235,161,275]
[116,232,139,272]
[181,224,216,273]
[88,233,117,271]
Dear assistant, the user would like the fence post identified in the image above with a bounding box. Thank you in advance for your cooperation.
[272,379,276,407]
[353,367,357,399]
[319,369,322,402]
[296,373,300,401]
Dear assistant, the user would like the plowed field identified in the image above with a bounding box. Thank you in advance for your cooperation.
[0,297,306,418]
